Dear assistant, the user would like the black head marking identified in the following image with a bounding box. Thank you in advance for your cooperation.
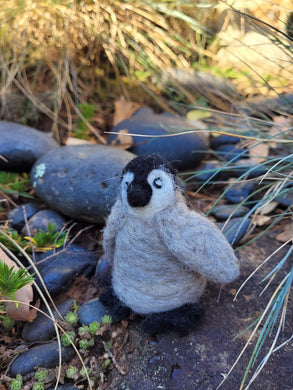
[122,154,176,208]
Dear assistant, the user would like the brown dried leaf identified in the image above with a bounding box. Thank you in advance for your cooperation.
[66,137,94,146]
[253,215,271,226]
[276,224,293,243]
[248,141,269,164]
[110,129,134,150]
[0,248,35,322]
[113,97,142,126]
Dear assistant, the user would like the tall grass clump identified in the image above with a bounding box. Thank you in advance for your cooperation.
[0,0,212,136]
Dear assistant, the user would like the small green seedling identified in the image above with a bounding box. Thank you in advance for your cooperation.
[101,315,112,325]
[10,374,22,390]
[65,310,79,325]
[62,331,75,347]
[89,320,100,334]
[25,223,67,251]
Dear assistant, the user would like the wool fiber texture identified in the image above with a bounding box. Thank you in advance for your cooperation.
[103,192,240,315]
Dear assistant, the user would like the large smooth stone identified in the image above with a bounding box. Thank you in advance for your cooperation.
[0,121,59,171]
[219,217,250,245]
[108,107,208,170]
[31,145,135,224]
[35,244,98,296]
[22,299,73,342]
[7,203,40,231]
[9,341,75,377]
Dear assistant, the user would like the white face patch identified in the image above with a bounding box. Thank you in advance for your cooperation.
[121,168,175,218]
[121,171,134,210]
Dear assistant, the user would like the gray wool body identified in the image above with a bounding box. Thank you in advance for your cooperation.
[103,155,240,315]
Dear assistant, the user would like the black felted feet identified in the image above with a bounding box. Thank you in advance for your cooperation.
[142,303,204,336]
[99,287,131,322]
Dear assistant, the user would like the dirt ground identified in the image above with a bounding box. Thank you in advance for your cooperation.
[105,226,293,390]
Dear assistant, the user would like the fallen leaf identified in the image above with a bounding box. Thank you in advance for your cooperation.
[0,248,35,322]
[248,140,269,164]
[110,129,134,150]
[243,294,253,302]
[187,109,212,121]
[253,215,271,226]
[276,224,293,243]
[258,201,278,215]
[66,137,94,146]
[113,97,142,126]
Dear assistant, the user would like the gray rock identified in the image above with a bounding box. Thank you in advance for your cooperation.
[22,299,73,342]
[210,134,241,149]
[192,161,230,183]
[219,217,250,245]
[211,205,250,220]
[7,203,40,231]
[276,187,293,208]
[95,256,112,287]
[224,182,255,204]
[9,341,75,377]
[229,159,267,179]
[214,144,247,162]
[21,209,67,235]
[31,145,135,224]
[0,121,59,171]
[108,107,208,170]
[78,298,113,325]
[35,244,98,296]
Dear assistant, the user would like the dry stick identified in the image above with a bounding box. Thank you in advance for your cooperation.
[0,299,93,390]
[102,341,126,375]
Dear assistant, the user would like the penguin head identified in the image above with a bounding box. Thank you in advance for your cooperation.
[120,154,179,217]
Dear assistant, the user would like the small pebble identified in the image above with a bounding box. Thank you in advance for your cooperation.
[78,298,113,325]
[7,203,40,231]
[21,209,67,235]
[211,204,250,220]
[214,144,247,162]
[219,217,250,245]
[192,161,230,183]
[22,299,73,342]
[95,256,112,287]
[210,134,241,149]
[224,182,255,204]
[35,244,97,297]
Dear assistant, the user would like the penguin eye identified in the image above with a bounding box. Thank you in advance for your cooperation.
[153,177,162,189]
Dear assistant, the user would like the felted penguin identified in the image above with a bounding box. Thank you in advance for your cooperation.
[101,154,240,334]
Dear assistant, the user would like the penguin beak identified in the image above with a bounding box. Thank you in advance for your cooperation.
[127,183,152,208]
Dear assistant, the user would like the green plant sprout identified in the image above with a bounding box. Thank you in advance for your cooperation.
[0,172,33,198]
[10,374,22,390]
[64,310,79,326]
[24,223,68,251]
[0,228,29,252]
[89,321,100,334]
[35,369,48,383]
[61,331,75,347]
[66,365,78,379]
[101,315,112,325]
